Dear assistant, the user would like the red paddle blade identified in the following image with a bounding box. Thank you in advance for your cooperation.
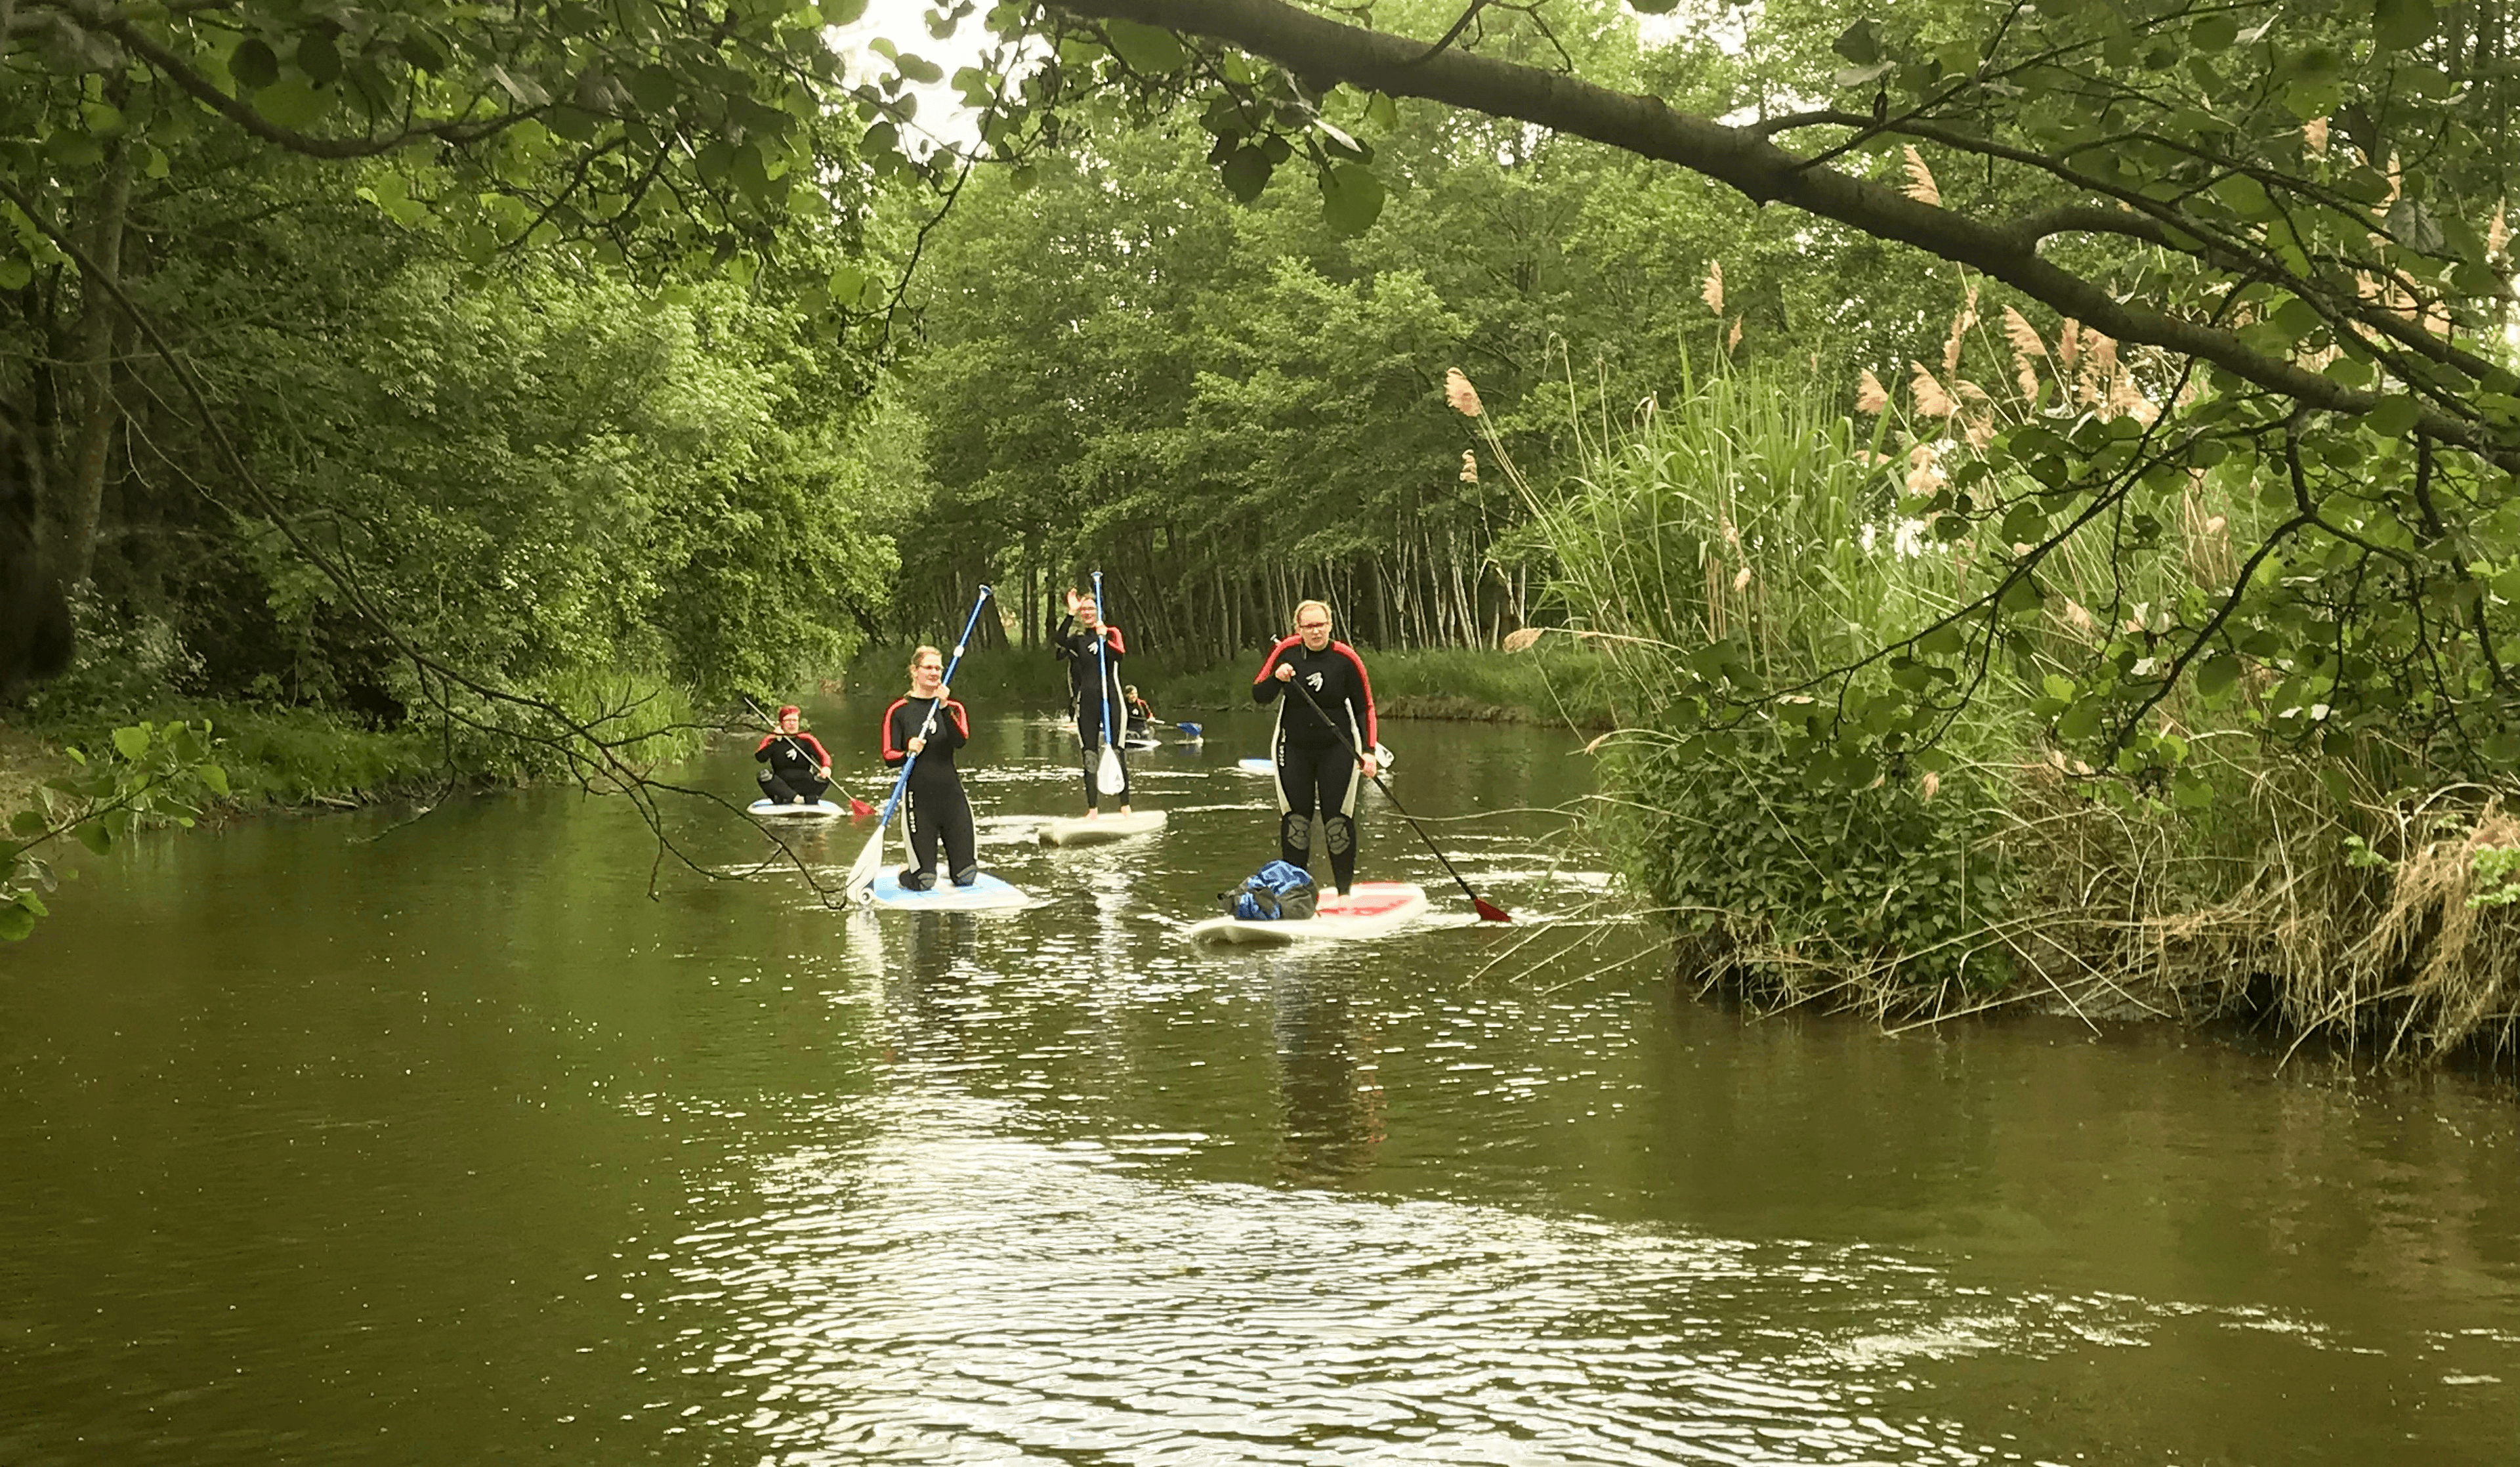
[1473,897,1511,923]
[849,796,877,819]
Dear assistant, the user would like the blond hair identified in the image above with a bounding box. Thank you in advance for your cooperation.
[908,644,944,674]
[1292,599,1333,629]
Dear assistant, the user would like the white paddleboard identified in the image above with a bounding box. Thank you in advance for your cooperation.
[861,871,1033,910]
[1038,809,1169,847]
[749,798,850,818]
[1235,745,1394,777]
[1183,882,1429,946]
[1122,735,1162,752]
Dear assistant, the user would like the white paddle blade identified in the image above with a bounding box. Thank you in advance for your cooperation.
[1097,744,1126,795]
[843,824,884,899]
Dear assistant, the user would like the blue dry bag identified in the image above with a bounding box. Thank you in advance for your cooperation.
[1224,861,1319,921]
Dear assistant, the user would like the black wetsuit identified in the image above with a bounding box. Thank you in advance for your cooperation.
[754,730,832,805]
[1252,636,1379,895]
[1051,614,1130,809]
[882,694,976,887]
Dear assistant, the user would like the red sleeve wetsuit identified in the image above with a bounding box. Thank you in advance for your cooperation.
[1252,637,1379,895]
[753,730,832,805]
[881,694,976,886]
[1051,614,1131,809]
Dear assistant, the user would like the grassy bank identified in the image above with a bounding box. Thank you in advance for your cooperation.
[1498,360,2520,1069]
[841,640,1619,726]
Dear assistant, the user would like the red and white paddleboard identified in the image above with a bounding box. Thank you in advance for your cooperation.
[1184,882,1430,946]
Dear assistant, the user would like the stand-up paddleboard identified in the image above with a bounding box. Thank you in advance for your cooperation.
[1038,809,1168,847]
[1236,744,1395,777]
[1122,734,1162,752]
[860,870,1034,910]
[749,798,850,818]
[1184,882,1429,946]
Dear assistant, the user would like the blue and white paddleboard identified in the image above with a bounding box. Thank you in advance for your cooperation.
[861,871,1034,910]
[1038,809,1167,847]
[749,798,849,818]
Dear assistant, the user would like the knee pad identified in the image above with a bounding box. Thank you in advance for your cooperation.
[1324,815,1354,856]
[1280,813,1311,853]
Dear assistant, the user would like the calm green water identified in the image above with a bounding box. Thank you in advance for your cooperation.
[4,707,2518,1465]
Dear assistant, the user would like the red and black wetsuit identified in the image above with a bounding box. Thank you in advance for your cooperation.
[754,730,832,805]
[881,693,976,886]
[1051,614,1131,809]
[1252,636,1379,895]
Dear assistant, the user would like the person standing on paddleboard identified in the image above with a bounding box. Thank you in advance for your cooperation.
[881,646,978,890]
[1253,599,1379,897]
[1050,587,1132,817]
[755,706,833,806]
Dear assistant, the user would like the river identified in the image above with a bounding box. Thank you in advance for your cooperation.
[4,706,2517,1464]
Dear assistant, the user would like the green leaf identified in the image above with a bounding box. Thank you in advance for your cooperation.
[1220,144,1272,203]
[1102,18,1188,74]
[1832,19,1883,64]
[74,821,111,857]
[112,725,150,760]
[2196,653,2240,697]
[1364,91,1399,131]
[14,889,47,918]
[297,30,342,85]
[2373,0,2436,51]
[0,905,33,942]
[0,257,28,291]
[820,0,868,22]
[256,75,335,130]
[1318,162,1387,236]
[9,810,45,837]
[232,37,281,91]
[2366,394,2420,437]
[200,764,230,798]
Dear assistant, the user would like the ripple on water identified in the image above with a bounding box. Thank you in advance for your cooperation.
[644,1088,2267,1466]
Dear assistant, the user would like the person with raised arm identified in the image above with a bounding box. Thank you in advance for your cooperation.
[1049,586,1132,817]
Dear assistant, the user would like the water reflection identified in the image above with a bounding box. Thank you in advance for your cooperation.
[1270,965,1385,1189]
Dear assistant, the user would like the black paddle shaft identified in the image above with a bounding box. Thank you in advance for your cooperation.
[1278,666,1508,921]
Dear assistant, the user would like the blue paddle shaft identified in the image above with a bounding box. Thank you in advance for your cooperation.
[1091,570,1112,746]
[876,585,992,826]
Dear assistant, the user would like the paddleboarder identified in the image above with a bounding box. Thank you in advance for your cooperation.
[880,646,978,890]
[754,706,833,807]
[1252,599,1379,897]
[1050,587,1132,817]
[1124,685,1154,739]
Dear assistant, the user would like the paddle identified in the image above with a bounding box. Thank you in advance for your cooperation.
[1089,570,1125,797]
[1280,668,1509,923]
[845,585,992,900]
[742,694,873,817]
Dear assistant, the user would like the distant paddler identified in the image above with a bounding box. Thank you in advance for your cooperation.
[754,705,833,806]
[1124,685,1155,739]
[1253,599,1379,897]
[1050,583,1133,818]
[880,645,977,890]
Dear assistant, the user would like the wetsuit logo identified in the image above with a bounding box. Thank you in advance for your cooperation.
[1305,671,1325,692]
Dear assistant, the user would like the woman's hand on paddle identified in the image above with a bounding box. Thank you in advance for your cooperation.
[906,736,925,755]
[1360,754,1379,778]
[1273,662,1293,682]
[817,765,831,780]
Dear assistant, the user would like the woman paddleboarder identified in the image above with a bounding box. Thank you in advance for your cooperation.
[1252,599,1379,897]
[880,646,977,889]
[754,706,833,806]
[1050,585,1132,817]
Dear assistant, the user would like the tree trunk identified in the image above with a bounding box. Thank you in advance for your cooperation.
[64,135,132,587]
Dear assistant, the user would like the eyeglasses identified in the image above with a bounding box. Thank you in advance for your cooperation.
[1296,622,1330,631]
